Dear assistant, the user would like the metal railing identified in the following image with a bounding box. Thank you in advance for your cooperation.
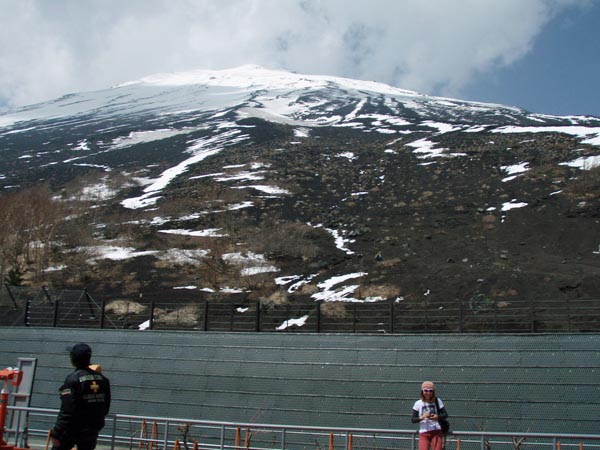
[6,406,600,450]
[3,285,600,333]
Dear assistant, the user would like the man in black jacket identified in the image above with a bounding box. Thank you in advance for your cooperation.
[51,343,111,450]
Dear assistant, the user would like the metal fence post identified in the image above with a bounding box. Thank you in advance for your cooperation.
[567,298,572,331]
[203,300,209,331]
[100,300,106,329]
[256,301,261,332]
[110,414,117,450]
[494,303,498,333]
[149,301,155,330]
[24,298,30,326]
[530,298,536,332]
[316,301,322,333]
[389,299,395,334]
[162,420,169,450]
[53,301,59,327]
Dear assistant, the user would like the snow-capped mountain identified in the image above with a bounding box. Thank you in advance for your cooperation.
[2,64,600,191]
[1,65,599,320]
[4,64,600,130]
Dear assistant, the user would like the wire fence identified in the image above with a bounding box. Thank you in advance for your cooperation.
[2,284,600,333]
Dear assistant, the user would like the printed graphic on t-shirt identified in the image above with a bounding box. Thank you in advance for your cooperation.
[423,402,436,416]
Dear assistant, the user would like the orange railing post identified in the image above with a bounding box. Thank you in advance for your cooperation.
[138,420,159,450]
[234,427,241,449]
[150,421,158,450]
[347,433,353,450]
[44,429,52,450]
[138,420,147,450]
[329,432,334,450]
[244,427,251,449]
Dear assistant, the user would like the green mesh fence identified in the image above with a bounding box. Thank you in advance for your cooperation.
[0,328,598,437]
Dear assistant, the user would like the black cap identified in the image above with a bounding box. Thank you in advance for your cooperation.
[68,343,92,367]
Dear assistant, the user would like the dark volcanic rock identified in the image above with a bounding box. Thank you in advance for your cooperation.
[0,66,599,324]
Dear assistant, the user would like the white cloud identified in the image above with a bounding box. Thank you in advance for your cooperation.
[0,0,587,108]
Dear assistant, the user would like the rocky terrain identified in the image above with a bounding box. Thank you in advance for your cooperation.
[0,66,599,330]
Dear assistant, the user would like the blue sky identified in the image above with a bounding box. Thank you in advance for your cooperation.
[0,0,598,117]
[462,2,600,117]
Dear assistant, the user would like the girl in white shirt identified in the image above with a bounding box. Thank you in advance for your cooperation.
[411,381,448,450]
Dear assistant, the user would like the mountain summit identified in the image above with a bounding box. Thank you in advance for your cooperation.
[5,65,600,130]
[1,66,599,329]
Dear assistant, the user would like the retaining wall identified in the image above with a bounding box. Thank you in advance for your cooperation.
[0,327,598,434]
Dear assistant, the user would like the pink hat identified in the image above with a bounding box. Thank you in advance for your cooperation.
[421,381,435,390]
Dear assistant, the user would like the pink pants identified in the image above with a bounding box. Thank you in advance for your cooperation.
[419,430,444,450]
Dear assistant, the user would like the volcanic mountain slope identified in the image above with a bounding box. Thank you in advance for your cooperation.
[1,65,599,309]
